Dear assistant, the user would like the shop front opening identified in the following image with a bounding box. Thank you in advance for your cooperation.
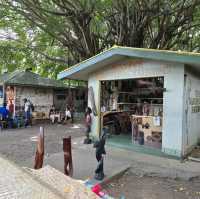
[100,77,164,150]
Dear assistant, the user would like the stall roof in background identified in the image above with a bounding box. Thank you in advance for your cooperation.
[58,45,200,81]
[0,69,68,89]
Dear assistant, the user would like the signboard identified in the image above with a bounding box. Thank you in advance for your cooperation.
[190,90,200,113]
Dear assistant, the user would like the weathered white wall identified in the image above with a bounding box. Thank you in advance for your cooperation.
[162,64,185,157]
[88,59,185,157]
[183,68,200,154]
[15,86,53,114]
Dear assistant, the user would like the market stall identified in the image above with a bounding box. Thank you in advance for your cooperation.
[58,46,200,158]
[100,77,163,149]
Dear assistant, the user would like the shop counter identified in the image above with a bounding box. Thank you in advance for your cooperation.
[130,115,162,146]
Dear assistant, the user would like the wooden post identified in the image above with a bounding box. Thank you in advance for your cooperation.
[34,127,44,169]
[63,136,73,176]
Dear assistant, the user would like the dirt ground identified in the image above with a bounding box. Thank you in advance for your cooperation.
[0,122,84,165]
[104,171,200,199]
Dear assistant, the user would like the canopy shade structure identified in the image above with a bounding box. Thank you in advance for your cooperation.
[58,46,200,81]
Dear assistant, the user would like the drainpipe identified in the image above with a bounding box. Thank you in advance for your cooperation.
[180,74,188,162]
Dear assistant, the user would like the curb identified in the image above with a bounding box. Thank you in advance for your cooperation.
[100,165,131,187]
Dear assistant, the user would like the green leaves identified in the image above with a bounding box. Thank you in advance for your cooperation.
[0,0,200,78]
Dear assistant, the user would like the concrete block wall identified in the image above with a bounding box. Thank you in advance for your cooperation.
[15,86,53,115]
[183,67,200,154]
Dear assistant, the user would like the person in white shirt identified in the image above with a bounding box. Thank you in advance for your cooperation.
[23,98,31,127]
[65,106,71,120]
[49,105,61,124]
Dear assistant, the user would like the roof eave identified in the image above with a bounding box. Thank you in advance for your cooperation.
[59,46,200,80]
[6,83,67,89]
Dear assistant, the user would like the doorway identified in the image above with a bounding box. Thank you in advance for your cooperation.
[100,77,164,150]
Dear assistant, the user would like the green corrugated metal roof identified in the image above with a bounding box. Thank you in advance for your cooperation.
[0,70,67,89]
[58,45,200,80]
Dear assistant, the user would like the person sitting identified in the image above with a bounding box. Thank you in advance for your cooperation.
[65,106,72,120]
[49,105,61,124]
[49,105,56,116]
[62,106,72,124]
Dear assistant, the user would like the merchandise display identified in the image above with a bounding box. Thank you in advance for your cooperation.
[101,77,164,149]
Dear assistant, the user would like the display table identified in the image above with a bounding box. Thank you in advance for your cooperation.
[130,115,162,146]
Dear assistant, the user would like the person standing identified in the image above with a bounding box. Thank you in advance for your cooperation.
[0,103,9,120]
[0,103,9,129]
[70,106,74,124]
[27,99,34,126]
[23,98,31,127]
[8,99,14,118]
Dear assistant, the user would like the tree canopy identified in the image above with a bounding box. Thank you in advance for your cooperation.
[0,0,200,77]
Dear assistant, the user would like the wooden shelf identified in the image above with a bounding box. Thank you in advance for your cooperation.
[117,102,136,105]
[117,102,163,106]
[117,88,164,94]
[119,97,163,100]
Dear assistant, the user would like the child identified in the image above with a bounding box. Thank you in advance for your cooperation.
[84,107,92,144]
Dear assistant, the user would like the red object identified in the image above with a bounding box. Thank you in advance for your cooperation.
[92,184,102,196]
[8,100,14,113]
[63,137,73,176]
[85,114,91,126]
[34,127,44,169]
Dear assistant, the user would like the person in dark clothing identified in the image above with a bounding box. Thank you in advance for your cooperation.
[0,103,9,120]
[49,105,56,117]
[93,129,106,180]
[0,103,10,129]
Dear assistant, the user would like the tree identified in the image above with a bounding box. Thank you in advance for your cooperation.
[2,0,112,60]
[106,0,200,50]
[0,0,200,77]
[0,4,68,78]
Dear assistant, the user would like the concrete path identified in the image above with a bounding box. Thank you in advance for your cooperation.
[105,142,200,180]
[2,123,200,182]
[34,137,130,180]
[0,123,84,164]
[22,136,200,181]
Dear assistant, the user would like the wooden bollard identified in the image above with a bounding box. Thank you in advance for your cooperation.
[34,127,44,169]
[63,136,73,176]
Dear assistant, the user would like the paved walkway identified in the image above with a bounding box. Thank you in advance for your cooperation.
[23,136,130,180]
[0,123,84,164]
[23,136,200,181]
[0,155,99,199]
